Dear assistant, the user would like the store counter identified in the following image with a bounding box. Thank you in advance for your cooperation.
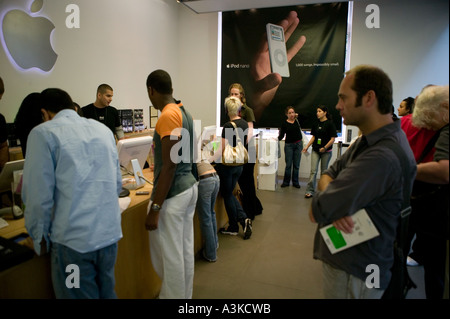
[8,147,24,161]
[0,168,229,299]
[0,217,53,298]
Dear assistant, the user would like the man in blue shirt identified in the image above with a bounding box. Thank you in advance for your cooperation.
[22,88,123,299]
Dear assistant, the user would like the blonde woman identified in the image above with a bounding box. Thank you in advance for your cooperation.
[216,96,253,240]
[228,83,263,219]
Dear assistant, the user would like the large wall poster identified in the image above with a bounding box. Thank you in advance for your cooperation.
[221,3,348,130]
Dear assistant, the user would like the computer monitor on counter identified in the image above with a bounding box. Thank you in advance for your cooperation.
[117,136,153,189]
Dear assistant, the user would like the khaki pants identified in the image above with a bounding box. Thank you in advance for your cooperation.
[322,262,385,299]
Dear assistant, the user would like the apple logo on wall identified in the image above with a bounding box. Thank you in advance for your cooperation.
[1,0,57,72]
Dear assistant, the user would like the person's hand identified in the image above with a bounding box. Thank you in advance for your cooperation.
[332,216,354,234]
[40,237,48,255]
[250,11,306,121]
[145,209,159,231]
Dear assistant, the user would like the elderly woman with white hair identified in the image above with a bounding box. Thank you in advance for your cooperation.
[411,84,449,299]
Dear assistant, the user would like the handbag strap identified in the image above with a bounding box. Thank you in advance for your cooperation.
[295,118,303,137]
[379,140,414,264]
[381,140,411,211]
[416,125,444,164]
[229,121,244,144]
[381,139,418,297]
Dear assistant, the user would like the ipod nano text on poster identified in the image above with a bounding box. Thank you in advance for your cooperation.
[266,23,290,78]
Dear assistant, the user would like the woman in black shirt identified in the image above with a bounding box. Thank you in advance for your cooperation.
[302,105,337,198]
[216,96,252,240]
[278,106,303,188]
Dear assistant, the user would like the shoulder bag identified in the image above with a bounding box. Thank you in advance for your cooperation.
[381,140,417,299]
[222,121,248,166]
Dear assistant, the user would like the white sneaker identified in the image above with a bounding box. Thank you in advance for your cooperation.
[407,256,420,267]
[220,227,238,236]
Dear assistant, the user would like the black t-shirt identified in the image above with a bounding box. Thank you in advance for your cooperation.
[0,114,7,143]
[434,124,449,162]
[278,120,302,143]
[311,119,337,152]
[81,103,120,137]
[221,119,248,147]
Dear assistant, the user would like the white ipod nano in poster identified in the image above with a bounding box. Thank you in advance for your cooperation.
[266,23,290,78]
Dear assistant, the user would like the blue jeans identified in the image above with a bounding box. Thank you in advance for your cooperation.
[215,164,247,232]
[51,242,118,299]
[306,150,332,195]
[283,141,302,186]
[197,174,220,261]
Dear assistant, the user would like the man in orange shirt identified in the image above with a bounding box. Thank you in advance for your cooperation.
[145,69,198,299]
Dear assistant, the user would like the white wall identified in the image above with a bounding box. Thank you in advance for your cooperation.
[177,5,218,127]
[0,0,181,124]
[351,0,449,110]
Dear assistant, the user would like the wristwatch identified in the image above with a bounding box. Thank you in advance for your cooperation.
[151,203,161,211]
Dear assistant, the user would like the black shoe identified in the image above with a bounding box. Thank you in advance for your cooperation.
[243,218,252,240]
[246,212,255,220]
[293,184,301,188]
[281,183,289,188]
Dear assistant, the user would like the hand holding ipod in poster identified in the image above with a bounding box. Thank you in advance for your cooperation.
[250,11,306,121]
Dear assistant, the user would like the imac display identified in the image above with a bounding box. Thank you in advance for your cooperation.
[0,159,25,193]
[117,136,153,175]
[201,125,217,143]
[200,125,219,161]
[0,159,25,219]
